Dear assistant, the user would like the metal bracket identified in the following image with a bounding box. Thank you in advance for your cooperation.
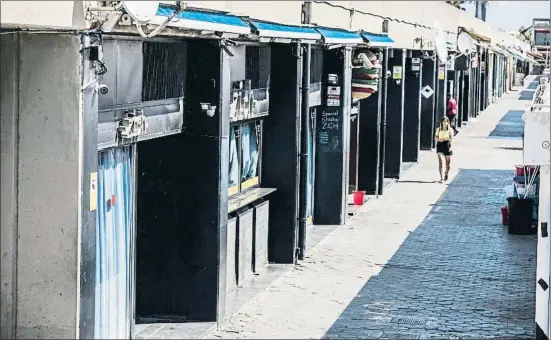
[118,110,146,140]
[220,39,236,57]
[538,278,549,291]
[541,222,548,238]
[292,43,303,59]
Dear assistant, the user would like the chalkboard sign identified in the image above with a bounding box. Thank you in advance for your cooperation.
[317,108,343,152]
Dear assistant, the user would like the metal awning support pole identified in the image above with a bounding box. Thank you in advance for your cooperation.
[298,0,312,260]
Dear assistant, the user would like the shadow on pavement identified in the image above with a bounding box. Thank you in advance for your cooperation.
[527,80,539,90]
[519,90,535,101]
[495,146,523,151]
[487,110,524,140]
[324,169,536,340]
[397,180,441,184]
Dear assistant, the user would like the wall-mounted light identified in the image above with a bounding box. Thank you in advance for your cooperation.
[388,49,394,59]
[407,50,413,58]
[200,103,217,117]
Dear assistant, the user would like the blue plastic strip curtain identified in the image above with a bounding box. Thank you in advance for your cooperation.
[306,118,314,219]
[241,123,259,181]
[95,146,133,339]
[229,127,239,188]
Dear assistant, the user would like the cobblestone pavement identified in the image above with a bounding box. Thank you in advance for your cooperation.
[324,168,536,340]
[209,80,538,339]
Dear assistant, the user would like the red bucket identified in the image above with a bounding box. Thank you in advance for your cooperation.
[516,165,538,177]
[353,191,366,205]
[501,206,509,226]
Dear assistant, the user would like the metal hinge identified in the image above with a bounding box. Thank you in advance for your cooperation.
[292,43,303,59]
[118,110,146,140]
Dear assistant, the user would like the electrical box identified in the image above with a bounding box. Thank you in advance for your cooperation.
[455,55,469,71]
[523,110,550,166]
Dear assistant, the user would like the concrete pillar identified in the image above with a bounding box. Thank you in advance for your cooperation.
[474,47,482,117]
[377,49,389,195]
[383,48,406,179]
[314,47,352,225]
[402,50,423,163]
[1,31,19,340]
[264,43,302,261]
[358,49,384,195]
[420,53,436,150]
[457,70,465,127]
[169,41,229,323]
[435,62,447,123]
[479,48,488,112]
[462,64,472,124]
[1,32,83,339]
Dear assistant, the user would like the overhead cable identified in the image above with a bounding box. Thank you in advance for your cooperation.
[312,1,456,35]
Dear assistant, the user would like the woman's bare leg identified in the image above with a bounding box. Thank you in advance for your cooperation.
[444,155,451,181]
[437,153,444,182]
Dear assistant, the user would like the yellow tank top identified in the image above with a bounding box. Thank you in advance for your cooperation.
[435,128,452,141]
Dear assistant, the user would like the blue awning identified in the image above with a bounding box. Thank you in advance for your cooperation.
[155,5,251,35]
[249,20,321,41]
[316,27,364,45]
[360,32,395,47]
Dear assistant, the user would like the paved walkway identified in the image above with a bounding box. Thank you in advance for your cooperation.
[209,79,538,339]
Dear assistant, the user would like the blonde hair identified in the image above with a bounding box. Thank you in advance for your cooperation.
[440,117,450,130]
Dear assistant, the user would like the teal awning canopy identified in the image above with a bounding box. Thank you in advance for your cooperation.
[360,32,395,47]
[316,27,364,45]
[249,20,321,41]
[155,4,251,35]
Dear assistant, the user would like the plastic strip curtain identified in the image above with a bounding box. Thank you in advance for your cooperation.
[241,123,259,181]
[95,146,133,339]
[229,127,239,188]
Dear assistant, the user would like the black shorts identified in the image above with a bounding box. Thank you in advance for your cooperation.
[436,141,452,156]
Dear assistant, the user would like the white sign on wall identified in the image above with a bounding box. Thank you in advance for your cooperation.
[523,110,551,166]
[420,85,434,99]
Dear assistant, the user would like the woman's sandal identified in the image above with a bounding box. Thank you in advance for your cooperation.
[444,173,449,181]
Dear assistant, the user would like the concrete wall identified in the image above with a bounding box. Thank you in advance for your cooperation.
[0,32,19,340]
[309,1,455,49]
[0,1,526,50]
[0,1,86,28]
[0,32,82,339]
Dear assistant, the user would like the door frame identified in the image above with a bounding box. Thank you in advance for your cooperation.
[307,107,317,223]
[130,144,137,338]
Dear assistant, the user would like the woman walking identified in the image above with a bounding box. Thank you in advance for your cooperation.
[435,117,453,183]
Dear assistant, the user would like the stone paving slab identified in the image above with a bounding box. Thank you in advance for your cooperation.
[207,80,538,339]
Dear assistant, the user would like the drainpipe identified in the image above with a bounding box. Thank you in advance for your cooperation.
[298,0,312,260]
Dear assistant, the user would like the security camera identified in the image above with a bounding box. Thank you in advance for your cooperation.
[386,70,392,78]
[98,84,109,95]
